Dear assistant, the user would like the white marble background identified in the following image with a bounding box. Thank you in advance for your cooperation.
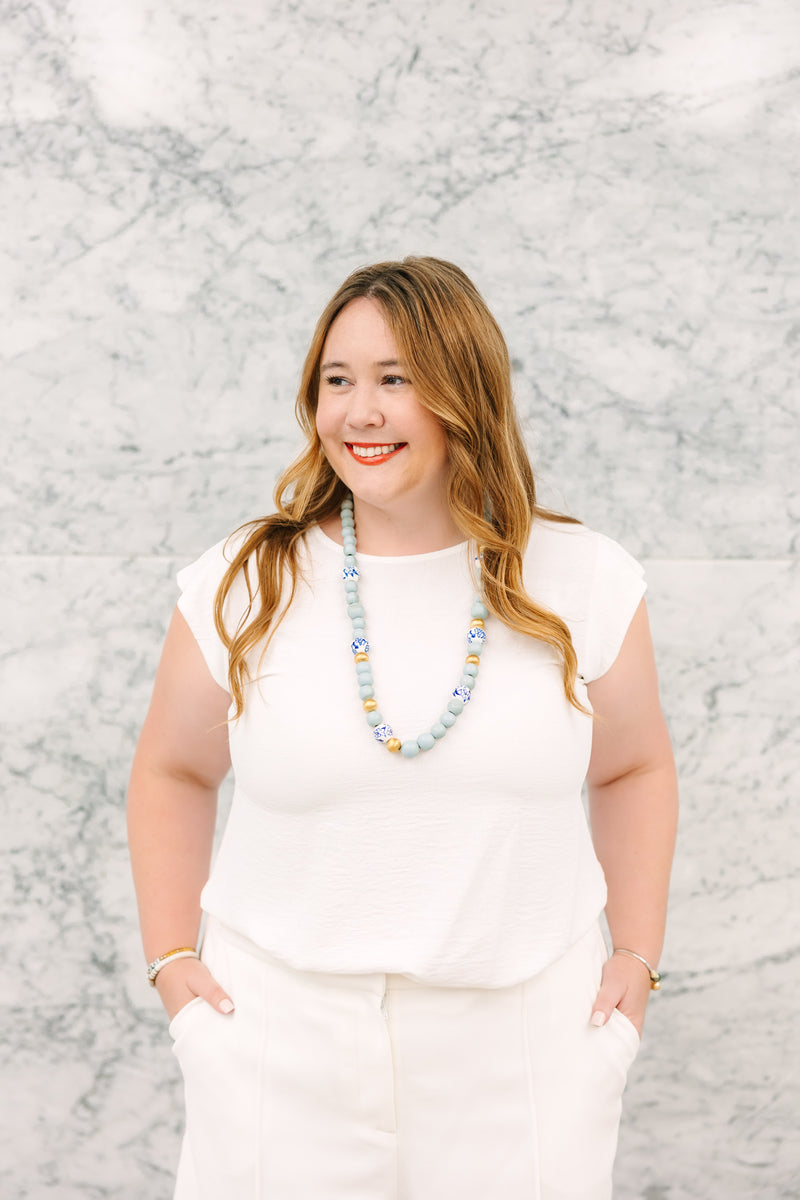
[2,1,798,1196]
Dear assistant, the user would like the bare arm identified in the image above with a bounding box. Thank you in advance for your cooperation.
[585,598,679,1034]
[127,606,234,1020]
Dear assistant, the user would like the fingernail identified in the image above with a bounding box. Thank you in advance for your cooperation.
[590,1010,606,1027]
[219,998,235,1014]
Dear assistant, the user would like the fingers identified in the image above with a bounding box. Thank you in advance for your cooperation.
[590,955,650,1034]
[200,977,236,1015]
[590,978,625,1028]
[155,956,235,1020]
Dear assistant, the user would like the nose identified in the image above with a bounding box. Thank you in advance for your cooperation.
[345,383,385,430]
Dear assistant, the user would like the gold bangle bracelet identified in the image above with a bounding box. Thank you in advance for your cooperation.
[146,947,198,986]
[613,947,662,990]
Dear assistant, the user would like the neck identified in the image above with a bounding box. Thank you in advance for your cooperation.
[326,496,464,555]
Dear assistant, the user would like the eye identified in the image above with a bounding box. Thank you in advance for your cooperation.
[382,374,407,386]
[324,375,349,387]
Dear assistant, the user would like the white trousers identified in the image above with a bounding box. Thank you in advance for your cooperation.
[171,917,640,1200]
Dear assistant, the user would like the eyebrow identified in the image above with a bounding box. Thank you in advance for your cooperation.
[320,359,404,371]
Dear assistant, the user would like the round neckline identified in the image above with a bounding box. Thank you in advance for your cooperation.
[309,523,471,564]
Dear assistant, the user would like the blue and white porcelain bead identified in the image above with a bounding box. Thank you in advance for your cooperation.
[440,711,457,728]
[342,565,359,580]
[400,740,420,758]
[351,637,369,655]
[373,723,393,742]
[358,684,375,700]
[417,732,435,752]
[447,697,464,715]
[430,722,448,739]
[467,626,487,649]
[366,711,383,727]
[452,685,472,705]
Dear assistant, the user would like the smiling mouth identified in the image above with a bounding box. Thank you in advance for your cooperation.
[346,442,406,464]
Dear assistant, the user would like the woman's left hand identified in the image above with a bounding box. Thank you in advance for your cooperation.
[590,951,653,1037]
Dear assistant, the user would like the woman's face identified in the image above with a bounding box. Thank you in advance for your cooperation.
[316,297,450,516]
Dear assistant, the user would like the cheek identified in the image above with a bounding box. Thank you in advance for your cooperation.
[315,399,337,443]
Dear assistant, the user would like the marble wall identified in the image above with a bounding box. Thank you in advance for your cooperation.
[3,1,798,1196]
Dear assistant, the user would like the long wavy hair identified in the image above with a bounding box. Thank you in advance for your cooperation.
[214,256,584,719]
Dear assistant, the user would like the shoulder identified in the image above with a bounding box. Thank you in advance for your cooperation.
[177,524,252,585]
[523,516,646,682]
[525,516,642,579]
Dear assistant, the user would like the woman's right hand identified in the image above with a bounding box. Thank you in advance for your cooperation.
[155,955,235,1022]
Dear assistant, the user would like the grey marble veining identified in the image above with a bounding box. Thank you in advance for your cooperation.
[3,0,799,1196]
[3,0,797,557]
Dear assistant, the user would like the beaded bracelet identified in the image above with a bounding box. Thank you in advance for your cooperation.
[613,947,662,990]
[146,947,199,987]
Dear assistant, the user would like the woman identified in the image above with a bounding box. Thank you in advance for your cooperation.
[128,256,678,1200]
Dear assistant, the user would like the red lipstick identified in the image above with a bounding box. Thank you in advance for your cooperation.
[345,442,406,465]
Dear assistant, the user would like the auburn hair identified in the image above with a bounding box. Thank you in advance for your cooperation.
[214,256,584,719]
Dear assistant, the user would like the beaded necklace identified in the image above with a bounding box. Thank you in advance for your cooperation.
[340,494,487,758]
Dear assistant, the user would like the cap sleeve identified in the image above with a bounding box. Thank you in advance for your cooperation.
[583,533,647,682]
[177,535,249,693]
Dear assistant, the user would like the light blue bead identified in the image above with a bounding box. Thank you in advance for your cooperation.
[466,640,483,656]
[459,675,475,690]
[366,711,383,727]
[440,712,456,727]
[400,740,420,758]
[471,600,489,619]
[343,538,356,552]
[358,685,374,700]
[347,603,365,618]
[431,722,447,739]
[447,697,464,715]
[463,662,478,677]
[341,497,353,509]
[344,578,359,594]
[344,554,357,568]
[417,732,435,751]
[356,661,372,676]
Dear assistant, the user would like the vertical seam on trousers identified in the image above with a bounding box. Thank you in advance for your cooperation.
[254,962,269,1198]
[520,979,542,1200]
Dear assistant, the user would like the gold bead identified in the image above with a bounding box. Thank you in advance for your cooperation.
[465,654,480,666]
[470,618,485,628]
[363,698,378,712]
[354,652,369,663]
[386,738,402,753]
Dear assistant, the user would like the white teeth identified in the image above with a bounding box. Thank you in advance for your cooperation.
[351,443,400,458]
